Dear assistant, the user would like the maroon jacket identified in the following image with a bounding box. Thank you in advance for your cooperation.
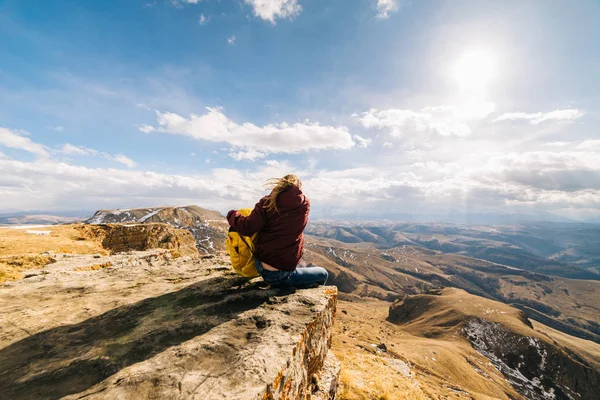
[227,186,309,271]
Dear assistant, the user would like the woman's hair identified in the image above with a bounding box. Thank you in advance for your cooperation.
[263,174,302,214]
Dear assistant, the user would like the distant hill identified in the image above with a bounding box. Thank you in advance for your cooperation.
[86,205,228,254]
[311,210,576,224]
[0,214,85,225]
[307,221,600,278]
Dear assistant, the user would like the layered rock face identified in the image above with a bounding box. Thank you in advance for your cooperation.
[0,250,339,400]
[77,223,199,256]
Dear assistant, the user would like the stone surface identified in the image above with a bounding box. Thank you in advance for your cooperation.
[311,352,341,400]
[0,251,338,400]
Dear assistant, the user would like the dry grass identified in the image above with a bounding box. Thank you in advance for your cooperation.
[499,276,600,333]
[531,320,600,371]
[170,250,182,259]
[0,225,107,257]
[74,262,113,272]
[333,296,522,400]
[335,348,429,400]
[0,224,107,283]
[0,255,56,284]
[333,288,600,400]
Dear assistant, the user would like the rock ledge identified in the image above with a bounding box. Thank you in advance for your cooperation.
[0,255,338,400]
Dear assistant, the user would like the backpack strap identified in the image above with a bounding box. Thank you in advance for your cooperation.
[238,234,256,255]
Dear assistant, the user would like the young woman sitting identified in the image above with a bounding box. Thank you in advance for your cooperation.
[226,174,328,289]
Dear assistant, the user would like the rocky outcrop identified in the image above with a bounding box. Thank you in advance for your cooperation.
[64,286,339,400]
[0,251,339,400]
[464,318,600,400]
[86,205,228,254]
[312,352,341,400]
[77,223,199,256]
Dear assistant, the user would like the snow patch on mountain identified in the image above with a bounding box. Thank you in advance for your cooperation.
[463,318,573,400]
[138,209,161,223]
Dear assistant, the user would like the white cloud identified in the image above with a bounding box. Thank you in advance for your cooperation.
[58,143,136,168]
[171,0,198,6]
[353,135,372,148]
[3,147,598,216]
[383,141,393,148]
[1,125,136,168]
[376,0,400,19]
[138,124,155,134]
[229,148,267,161]
[358,108,436,136]
[199,13,209,25]
[146,107,356,154]
[110,154,137,168]
[423,103,496,120]
[541,140,600,151]
[492,150,600,171]
[244,0,301,24]
[52,126,64,132]
[2,120,599,219]
[480,148,600,193]
[542,141,570,148]
[0,127,49,157]
[356,102,494,138]
[0,157,239,212]
[227,36,236,45]
[576,140,600,150]
[493,109,584,125]
[2,142,599,219]
[60,144,98,156]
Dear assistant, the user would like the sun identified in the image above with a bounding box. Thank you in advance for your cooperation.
[451,50,495,91]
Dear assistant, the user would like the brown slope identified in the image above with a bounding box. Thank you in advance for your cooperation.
[333,288,600,400]
[334,297,522,400]
[389,288,600,400]
[304,236,437,301]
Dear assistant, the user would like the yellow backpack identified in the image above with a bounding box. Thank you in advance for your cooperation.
[225,208,260,278]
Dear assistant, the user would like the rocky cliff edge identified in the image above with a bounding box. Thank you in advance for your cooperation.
[0,249,339,400]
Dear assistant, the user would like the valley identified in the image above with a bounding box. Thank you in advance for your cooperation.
[305,221,600,344]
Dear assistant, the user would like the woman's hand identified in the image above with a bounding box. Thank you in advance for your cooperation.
[226,210,238,220]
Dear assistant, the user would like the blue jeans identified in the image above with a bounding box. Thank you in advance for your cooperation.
[255,259,328,289]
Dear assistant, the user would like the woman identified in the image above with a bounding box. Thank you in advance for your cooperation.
[226,174,328,289]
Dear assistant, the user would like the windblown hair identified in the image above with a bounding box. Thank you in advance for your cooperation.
[263,174,302,214]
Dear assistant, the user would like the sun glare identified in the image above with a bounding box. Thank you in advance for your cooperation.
[451,50,495,91]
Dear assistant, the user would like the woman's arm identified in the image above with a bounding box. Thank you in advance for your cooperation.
[226,200,267,236]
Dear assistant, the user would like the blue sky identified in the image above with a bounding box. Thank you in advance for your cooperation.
[1,0,599,220]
